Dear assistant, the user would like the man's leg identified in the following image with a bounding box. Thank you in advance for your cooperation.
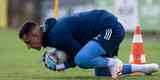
[75,26,124,79]
[95,63,159,76]
[74,40,116,68]
[74,40,122,79]
[123,64,159,74]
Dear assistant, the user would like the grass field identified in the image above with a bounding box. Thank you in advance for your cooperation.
[0,29,160,80]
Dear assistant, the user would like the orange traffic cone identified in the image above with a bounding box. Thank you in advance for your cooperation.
[129,24,146,76]
[129,24,146,64]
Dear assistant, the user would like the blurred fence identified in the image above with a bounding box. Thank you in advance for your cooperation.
[0,0,160,32]
[0,0,7,28]
[139,0,160,32]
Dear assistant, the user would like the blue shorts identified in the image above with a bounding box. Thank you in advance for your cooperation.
[93,23,125,57]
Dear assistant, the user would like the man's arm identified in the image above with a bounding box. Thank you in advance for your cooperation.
[48,27,82,68]
[50,34,82,68]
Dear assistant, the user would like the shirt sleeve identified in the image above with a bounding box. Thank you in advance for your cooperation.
[48,21,82,67]
[50,33,82,68]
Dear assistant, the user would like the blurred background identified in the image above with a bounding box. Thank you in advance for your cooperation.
[0,0,160,80]
[0,0,160,31]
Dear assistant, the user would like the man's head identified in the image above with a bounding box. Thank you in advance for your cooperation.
[19,22,43,50]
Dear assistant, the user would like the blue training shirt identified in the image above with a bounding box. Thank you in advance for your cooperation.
[43,10,122,67]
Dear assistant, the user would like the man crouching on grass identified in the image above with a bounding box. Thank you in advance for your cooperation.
[18,10,160,80]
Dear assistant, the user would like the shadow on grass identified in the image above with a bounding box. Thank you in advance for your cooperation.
[31,76,111,80]
[31,76,148,80]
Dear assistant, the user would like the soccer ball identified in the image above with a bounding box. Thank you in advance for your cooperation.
[44,48,67,64]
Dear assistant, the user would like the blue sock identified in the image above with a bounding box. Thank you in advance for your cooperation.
[122,64,132,74]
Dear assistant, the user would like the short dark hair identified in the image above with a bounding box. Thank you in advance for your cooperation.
[19,22,36,39]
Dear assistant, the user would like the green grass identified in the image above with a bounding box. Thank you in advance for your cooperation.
[0,29,160,80]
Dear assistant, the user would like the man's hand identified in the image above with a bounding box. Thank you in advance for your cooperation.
[42,49,68,71]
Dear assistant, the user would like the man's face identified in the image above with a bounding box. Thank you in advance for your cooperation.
[22,26,43,50]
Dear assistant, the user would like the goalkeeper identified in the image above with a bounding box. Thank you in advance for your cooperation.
[19,10,159,79]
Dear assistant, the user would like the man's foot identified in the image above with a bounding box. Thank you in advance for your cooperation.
[144,63,159,75]
[108,57,123,80]
[111,64,123,80]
